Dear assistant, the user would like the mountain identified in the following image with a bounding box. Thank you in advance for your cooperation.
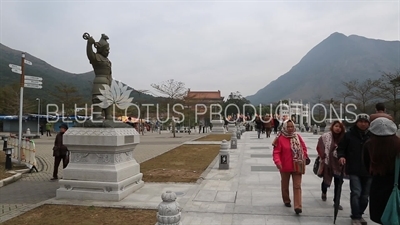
[246,32,400,104]
[0,43,158,109]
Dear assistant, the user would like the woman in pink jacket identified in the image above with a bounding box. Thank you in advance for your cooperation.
[273,119,310,215]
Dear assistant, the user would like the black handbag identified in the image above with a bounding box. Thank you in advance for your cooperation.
[313,156,322,177]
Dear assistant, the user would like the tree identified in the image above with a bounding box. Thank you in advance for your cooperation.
[374,70,400,122]
[150,79,187,99]
[336,91,353,105]
[342,79,380,113]
[0,82,20,114]
[0,82,35,115]
[223,91,252,116]
[51,83,84,116]
[151,79,188,137]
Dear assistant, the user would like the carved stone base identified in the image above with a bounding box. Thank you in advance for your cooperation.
[227,123,236,133]
[56,127,144,201]
[211,120,225,134]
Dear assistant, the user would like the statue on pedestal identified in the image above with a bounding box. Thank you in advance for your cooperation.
[83,32,112,120]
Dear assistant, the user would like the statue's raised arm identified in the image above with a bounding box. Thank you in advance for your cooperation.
[83,32,96,63]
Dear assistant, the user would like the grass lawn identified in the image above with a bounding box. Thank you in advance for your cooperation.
[3,205,157,225]
[194,134,232,141]
[3,144,219,224]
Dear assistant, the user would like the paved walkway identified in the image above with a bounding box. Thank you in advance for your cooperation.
[1,131,378,224]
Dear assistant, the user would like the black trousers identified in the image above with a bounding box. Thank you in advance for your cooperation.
[53,155,68,178]
[321,176,341,202]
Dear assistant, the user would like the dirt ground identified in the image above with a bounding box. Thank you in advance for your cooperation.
[3,204,157,225]
[0,152,27,180]
[194,133,232,141]
[140,144,220,182]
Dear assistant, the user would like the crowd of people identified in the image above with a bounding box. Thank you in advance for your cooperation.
[272,103,399,225]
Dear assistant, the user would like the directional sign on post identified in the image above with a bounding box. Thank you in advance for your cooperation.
[24,59,32,65]
[24,83,42,89]
[25,75,43,81]
[11,68,22,74]
[9,64,21,69]
[24,79,42,85]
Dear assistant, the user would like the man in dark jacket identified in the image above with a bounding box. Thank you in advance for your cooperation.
[51,123,69,180]
[337,114,371,225]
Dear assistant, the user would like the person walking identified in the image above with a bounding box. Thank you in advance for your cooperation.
[254,115,263,138]
[39,123,44,136]
[369,102,393,122]
[273,120,310,215]
[316,120,346,209]
[337,114,371,225]
[45,122,53,137]
[273,115,279,134]
[363,117,400,224]
[51,123,69,180]
[263,114,273,138]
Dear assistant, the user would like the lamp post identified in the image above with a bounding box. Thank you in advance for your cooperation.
[36,98,40,135]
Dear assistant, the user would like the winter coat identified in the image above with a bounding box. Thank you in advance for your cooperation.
[336,126,370,177]
[255,119,263,129]
[363,139,400,224]
[273,134,309,173]
[53,132,68,157]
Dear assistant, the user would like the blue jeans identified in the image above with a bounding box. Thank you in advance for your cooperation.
[257,128,261,138]
[349,175,372,219]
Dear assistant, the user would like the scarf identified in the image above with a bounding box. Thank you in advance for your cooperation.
[281,120,304,160]
[321,132,332,164]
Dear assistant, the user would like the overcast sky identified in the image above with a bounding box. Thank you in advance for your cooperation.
[1,0,399,99]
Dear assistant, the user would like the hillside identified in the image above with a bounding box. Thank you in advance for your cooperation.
[246,32,400,104]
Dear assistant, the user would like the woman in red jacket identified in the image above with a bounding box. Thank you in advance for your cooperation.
[273,119,310,215]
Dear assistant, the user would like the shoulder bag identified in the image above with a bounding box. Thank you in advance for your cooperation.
[381,156,400,225]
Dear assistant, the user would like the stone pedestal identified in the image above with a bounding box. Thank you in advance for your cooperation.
[156,191,182,225]
[56,127,144,201]
[211,120,225,134]
[219,140,229,169]
[227,123,236,133]
[230,130,237,149]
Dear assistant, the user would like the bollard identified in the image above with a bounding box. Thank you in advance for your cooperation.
[230,130,237,149]
[219,140,230,169]
[155,191,182,225]
[236,127,241,139]
[313,125,318,135]
[2,136,12,170]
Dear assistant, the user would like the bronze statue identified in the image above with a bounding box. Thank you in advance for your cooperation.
[83,32,112,120]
